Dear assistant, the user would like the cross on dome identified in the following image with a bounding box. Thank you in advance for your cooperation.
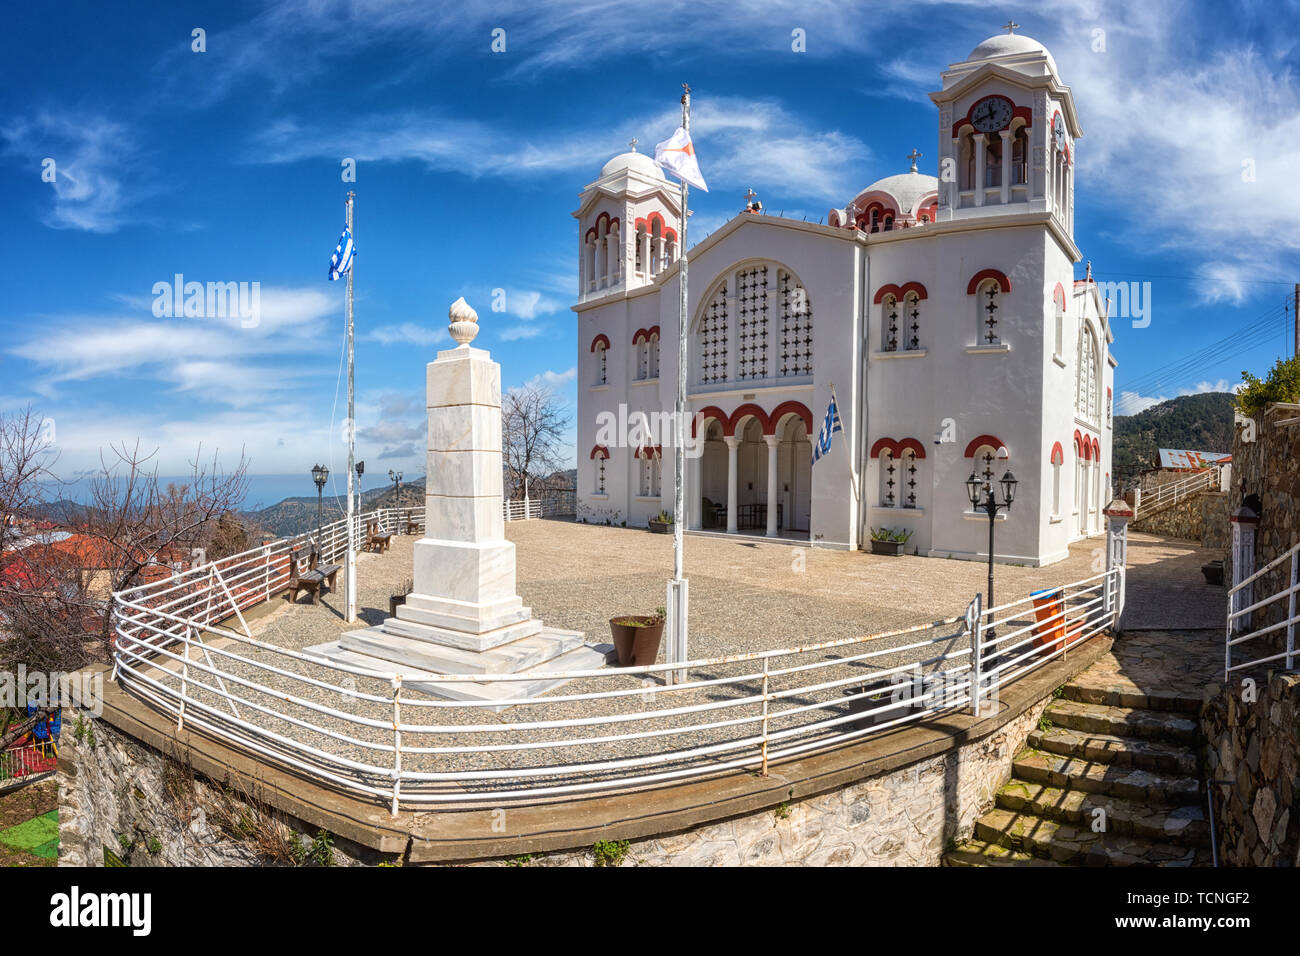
[629,137,638,152]
[1003,19,1019,34]
[907,148,922,172]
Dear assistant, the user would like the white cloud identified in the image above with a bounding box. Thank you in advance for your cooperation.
[1116,379,1237,415]
[498,324,548,342]
[363,323,448,347]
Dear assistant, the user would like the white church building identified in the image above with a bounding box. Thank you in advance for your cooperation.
[573,28,1116,567]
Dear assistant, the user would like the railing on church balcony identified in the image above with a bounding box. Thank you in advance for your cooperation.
[110,522,1123,813]
[1225,541,1300,681]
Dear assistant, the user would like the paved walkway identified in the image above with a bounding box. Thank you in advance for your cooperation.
[1119,534,1225,631]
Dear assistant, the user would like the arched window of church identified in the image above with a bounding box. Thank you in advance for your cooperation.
[636,338,648,380]
[639,453,654,497]
[1012,127,1029,186]
[648,331,660,379]
[960,132,976,192]
[1076,326,1099,423]
[881,293,899,352]
[1052,457,1062,517]
[883,214,894,232]
[664,235,675,266]
[985,136,1002,188]
[1054,297,1065,358]
[650,218,662,274]
[977,279,1001,346]
[735,266,770,380]
[879,448,897,507]
[594,341,608,385]
[903,291,922,350]
[699,281,729,384]
[593,449,609,495]
[635,224,646,274]
[778,269,813,377]
[901,448,920,509]
[869,208,880,233]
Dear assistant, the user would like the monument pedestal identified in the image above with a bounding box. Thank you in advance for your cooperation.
[307,299,611,705]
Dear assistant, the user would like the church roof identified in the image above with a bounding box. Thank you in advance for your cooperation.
[858,170,939,217]
[965,32,1057,74]
[599,150,665,181]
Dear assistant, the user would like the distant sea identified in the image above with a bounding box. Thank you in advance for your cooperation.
[41,473,376,512]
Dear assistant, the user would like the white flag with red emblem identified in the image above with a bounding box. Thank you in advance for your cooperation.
[654,127,708,191]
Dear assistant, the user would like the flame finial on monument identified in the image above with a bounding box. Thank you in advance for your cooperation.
[448,296,479,347]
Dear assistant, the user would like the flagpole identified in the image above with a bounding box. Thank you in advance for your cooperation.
[668,83,692,685]
[345,191,358,624]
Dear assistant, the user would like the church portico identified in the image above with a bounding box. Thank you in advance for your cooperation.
[690,399,813,539]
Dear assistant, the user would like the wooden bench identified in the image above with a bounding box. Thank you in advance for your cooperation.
[365,520,394,554]
[286,548,341,604]
[403,510,422,535]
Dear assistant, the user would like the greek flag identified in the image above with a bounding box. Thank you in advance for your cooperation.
[328,226,354,281]
[811,393,843,466]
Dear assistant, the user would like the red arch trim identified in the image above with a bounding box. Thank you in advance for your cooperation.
[769,401,813,436]
[873,281,929,305]
[966,269,1012,295]
[634,445,663,459]
[1052,282,1067,311]
[632,326,662,345]
[1092,437,1101,459]
[726,403,770,437]
[589,445,610,460]
[951,95,1033,137]
[1083,441,1092,461]
[1073,429,1083,454]
[871,437,927,460]
[963,434,1006,458]
[589,334,610,352]
[691,405,729,438]
[1050,441,1064,466]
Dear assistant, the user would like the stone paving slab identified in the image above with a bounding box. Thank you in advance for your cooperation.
[1064,628,1222,710]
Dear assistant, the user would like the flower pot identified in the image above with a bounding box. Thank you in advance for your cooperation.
[843,685,898,731]
[609,616,666,667]
[1201,560,1224,586]
[649,519,673,534]
[870,539,905,556]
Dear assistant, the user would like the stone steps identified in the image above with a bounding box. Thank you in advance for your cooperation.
[1013,747,1201,805]
[1043,698,1199,744]
[944,839,1064,867]
[1059,676,1200,715]
[995,780,1209,846]
[339,624,584,675]
[973,807,1212,866]
[1027,725,1198,775]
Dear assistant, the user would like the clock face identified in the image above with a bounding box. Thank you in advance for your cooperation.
[1052,114,1066,151]
[970,96,1013,133]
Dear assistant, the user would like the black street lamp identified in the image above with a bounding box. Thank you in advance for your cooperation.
[388,469,402,503]
[311,463,329,553]
[355,460,365,516]
[965,459,1018,637]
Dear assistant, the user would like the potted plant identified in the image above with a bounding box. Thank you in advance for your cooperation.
[609,607,666,666]
[389,577,413,617]
[648,510,674,534]
[869,527,912,556]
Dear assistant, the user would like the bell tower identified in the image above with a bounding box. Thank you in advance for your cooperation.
[574,141,681,303]
[930,23,1080,236]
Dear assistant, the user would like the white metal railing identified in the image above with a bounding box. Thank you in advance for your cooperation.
[0,739,58,785]
[1133,469,1217,518]
[110,529,1123,814]
[1225,541,1300,680]
[503,493,576,521]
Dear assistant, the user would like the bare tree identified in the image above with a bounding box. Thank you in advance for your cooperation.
[0,407,57,558]
[501,383,569,500]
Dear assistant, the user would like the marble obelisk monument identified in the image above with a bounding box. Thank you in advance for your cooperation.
[310,298,611,703]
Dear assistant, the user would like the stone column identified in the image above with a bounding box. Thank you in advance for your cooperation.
[973,133,986,207]
[725,436,740,534]
[1230,505,1259,637]
[765,436,780,537]
[1102,498,1133,622]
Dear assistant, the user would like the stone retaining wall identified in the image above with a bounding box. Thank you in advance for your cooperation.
[465,701,1049,867]
[1131,493,1205,541]
[1201,672,1300,867]
[1200,491,1230,551]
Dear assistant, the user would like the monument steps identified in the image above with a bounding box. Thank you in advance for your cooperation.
[339,623,586,675]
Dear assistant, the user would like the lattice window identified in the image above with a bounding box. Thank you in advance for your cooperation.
[882,294,899,352]
[902,449,919,509]
[596,455,607,494]
[594,343,607,385]
[879,449,897,507]
[699,281,729,384]
[1076,327,1099,423]
[649,333,660,379]
[778,270,813,377]
[640,456,654,496]
[735,266,769,380]
[904,292,921,351]
[978,281,1001,345]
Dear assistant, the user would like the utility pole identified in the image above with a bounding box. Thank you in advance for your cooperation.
[1294,283,1299,358]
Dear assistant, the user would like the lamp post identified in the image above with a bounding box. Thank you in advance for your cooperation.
[388,469,403,528]
[311,463,329,555]
[965,460,1018,638]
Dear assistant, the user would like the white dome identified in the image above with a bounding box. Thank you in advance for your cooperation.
[600,150,664,180]
[966,32,1056,71]
[858,170,939,217]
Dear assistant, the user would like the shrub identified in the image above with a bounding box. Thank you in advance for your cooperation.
[1236,355,1300,418]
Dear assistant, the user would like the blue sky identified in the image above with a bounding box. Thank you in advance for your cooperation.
[3,0,1298,497]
